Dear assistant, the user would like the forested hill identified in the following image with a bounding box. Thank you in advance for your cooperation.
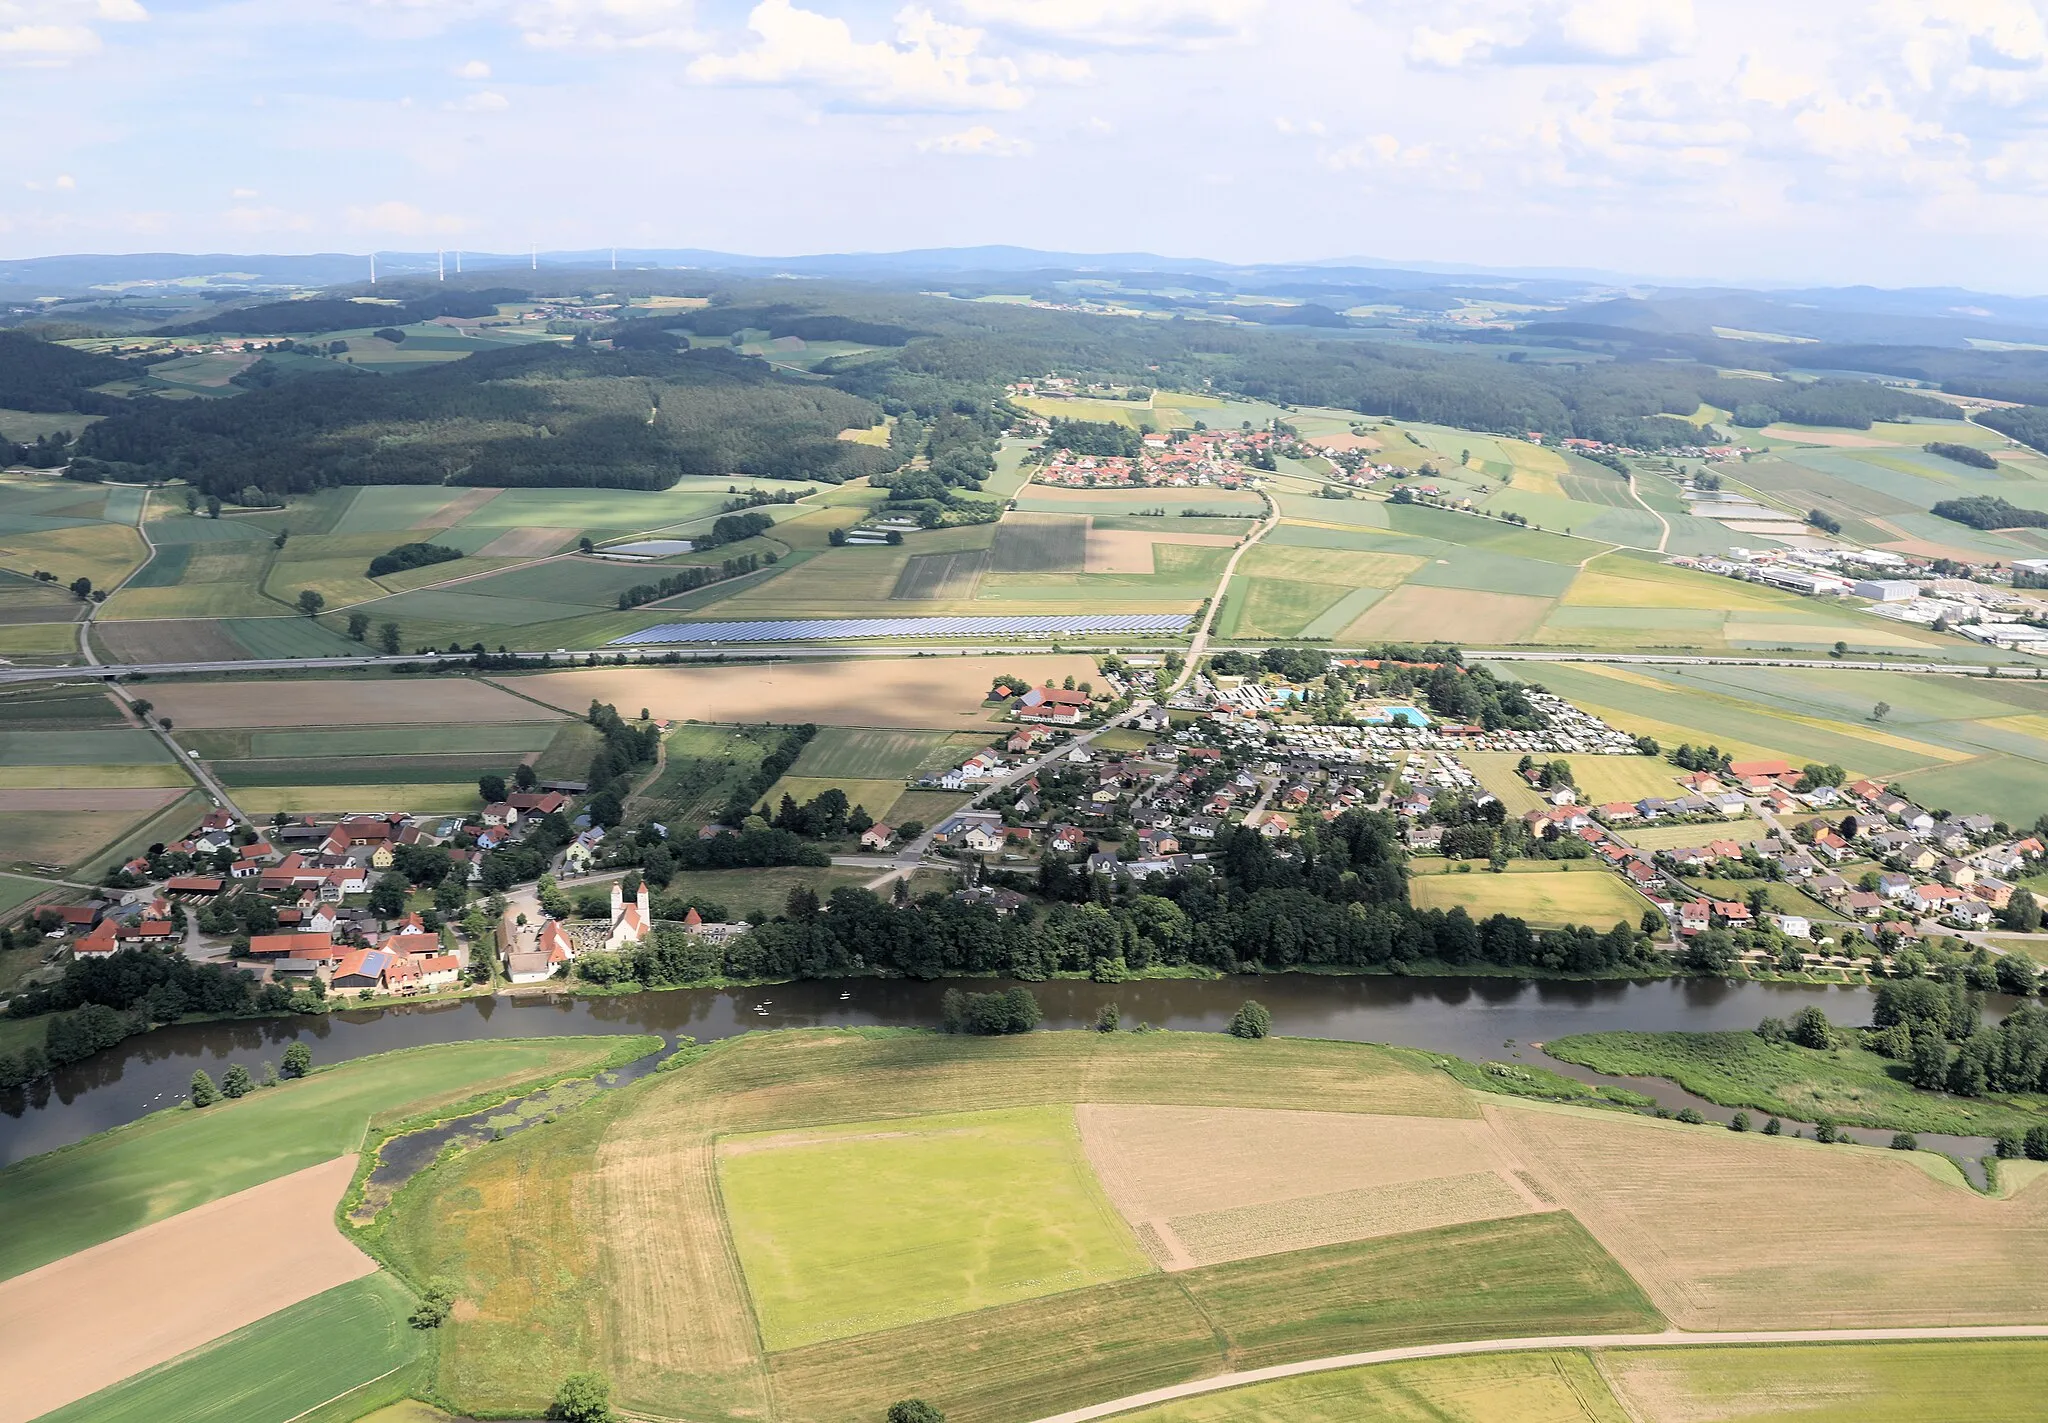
[0,330,131,414]
[74,343,897,496]
[159,289,528,336]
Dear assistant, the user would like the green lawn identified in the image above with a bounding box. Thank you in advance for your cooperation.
[721,1104,1151,1349]
[0,1037,654,1282]
[37,1275,424,1423]
[786,726,978,780]
[1546,1030,2048,1137]
[656,864,895,919]
[1409,862,1646,930]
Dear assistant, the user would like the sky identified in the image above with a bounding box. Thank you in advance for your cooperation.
[7,0,2048,290]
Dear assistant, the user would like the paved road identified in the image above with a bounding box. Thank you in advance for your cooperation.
[1025,1325,2048,1423]
[5,644,2036,686]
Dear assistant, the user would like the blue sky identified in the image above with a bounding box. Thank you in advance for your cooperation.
[6,1,2048,289]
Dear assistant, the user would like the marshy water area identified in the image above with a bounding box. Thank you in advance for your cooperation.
[1,972,2018,1172]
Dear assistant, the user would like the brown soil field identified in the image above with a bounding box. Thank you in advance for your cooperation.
[1082,530,1237,575]
[474,526,574,558]
[1488,1099,2048,1329]
[93,618,245,663]
[0,787,183,813]
[509,656,1102,731]
[1165,1171,1538,1267]
[1309,432,1383,452]
[1077,1105,1546,1269]
[0,1155,374,1423]
[148,677,567,729]
[423,487,499,527]
[1346,586,1555,643]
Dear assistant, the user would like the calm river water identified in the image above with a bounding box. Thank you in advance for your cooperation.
[2,973,2015,1169]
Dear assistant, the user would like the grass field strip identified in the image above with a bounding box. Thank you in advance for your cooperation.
[1022,1326,2048,1423]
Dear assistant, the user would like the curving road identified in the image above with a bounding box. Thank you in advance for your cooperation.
[1024,1325,2048,1423]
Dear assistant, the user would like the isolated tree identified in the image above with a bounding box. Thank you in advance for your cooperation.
[221,1063,253,1099]
[1761,1116,1782,1135]
[1729,1111,1752,1132]
[131,698,153,719]
[1790,1006,1833,1050]
[281,1042,312,1079]
[347,611,371,641]
[478,773,508,805]
[377,621,402,655]
[69,576,91,600]
[296,588,324,616]
[887,1404,945,1423]
[409,1281,456,1329]
[189,1069,220,1107]
[272,527,289,549]
[368,872,409,919]
[1892,1132,1919,1151]
[183,488,199,514]
[514,762,538,791]
[1095,1002,1122,1032]
[205,495,222,519]
[548,1372,617,1423]
[1871,701,1891,722]
[1228,1000,1272,1039]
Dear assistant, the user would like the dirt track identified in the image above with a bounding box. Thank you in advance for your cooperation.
[0,1155,375,1423]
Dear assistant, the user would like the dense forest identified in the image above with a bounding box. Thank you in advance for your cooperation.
[1930,495,2048,530]
[160,289,526,336]
[1975,406,2048,456]
[73,343,897,496]
[0,330,130,413]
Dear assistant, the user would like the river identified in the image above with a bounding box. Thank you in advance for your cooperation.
[2,972,2014,1169]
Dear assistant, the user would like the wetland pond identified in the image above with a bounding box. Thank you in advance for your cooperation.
[0,972,2017,1175]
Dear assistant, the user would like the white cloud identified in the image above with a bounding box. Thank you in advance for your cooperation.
[954,0,1262,50]
[514,0,703,50]
[689,0,1026,110]
[1406,0,1695,68]
[22,173,78,190]
[456,57,491,77]
[231,186,258,198]
[345,200,467,236]
[918,122,1031,155]
[0,0,145,63]
[445,88,511,109]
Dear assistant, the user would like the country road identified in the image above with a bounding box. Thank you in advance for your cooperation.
[1024,1325,2048,1423]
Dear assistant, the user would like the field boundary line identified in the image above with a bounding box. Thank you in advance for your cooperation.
[277,1360,411,1423]
[1023,1325,2048,1423]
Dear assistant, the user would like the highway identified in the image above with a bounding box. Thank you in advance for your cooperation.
[4,644,2041,686]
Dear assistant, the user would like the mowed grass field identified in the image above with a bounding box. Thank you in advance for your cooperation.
[33,1274,424,1423]
[721,1105,1152,1349]
[380,1030,1660,1422]
[1409,863,1647,929]
[0,1037,650,1283]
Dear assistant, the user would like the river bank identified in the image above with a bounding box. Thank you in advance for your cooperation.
[1,971,2018,1168]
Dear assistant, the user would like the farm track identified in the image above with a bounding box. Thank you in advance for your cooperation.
[1025,1326,2048,1423]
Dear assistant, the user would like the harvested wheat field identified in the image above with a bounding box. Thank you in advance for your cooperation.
[1488,1099,2048,1329]
[1077,1105,1548,1268]
[511,655,1102,730]
[1083,529,1237,575]
[422,486,498,527]
[147,677,566,729]
[1346,586,1555,643]
[0,1155,374,1423]
[473,526,573,557]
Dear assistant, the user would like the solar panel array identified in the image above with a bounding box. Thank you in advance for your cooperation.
[611,614,1193,645]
